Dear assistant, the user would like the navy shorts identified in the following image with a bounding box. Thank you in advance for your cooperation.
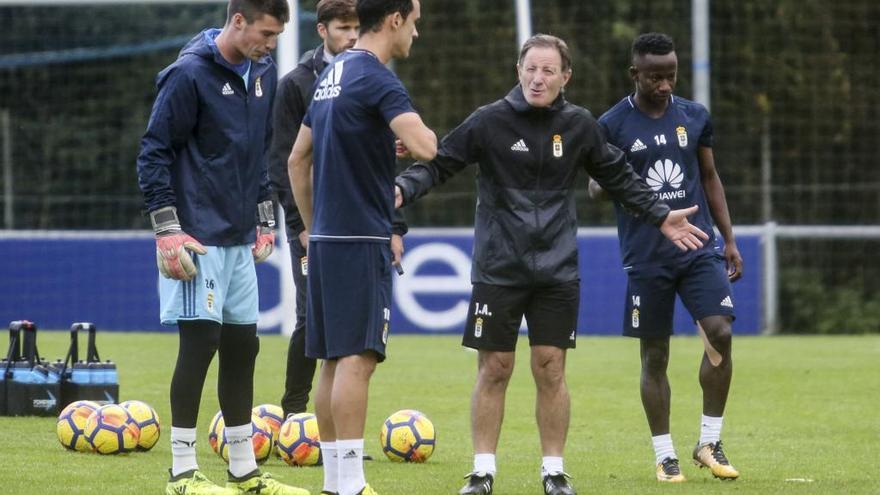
[623,253,735,338]
[305,241,392,362]
[462,281,579,352]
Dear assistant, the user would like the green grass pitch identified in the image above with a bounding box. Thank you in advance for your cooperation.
[0,333,877,494]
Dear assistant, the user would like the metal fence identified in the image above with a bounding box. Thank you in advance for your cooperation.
[0,0,877,332]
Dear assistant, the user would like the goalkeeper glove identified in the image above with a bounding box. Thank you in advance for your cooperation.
[150,206,207,281]
[252,200,276,263]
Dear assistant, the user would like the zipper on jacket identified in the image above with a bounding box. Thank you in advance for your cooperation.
[241,81,250,231]
[531,111,549,283]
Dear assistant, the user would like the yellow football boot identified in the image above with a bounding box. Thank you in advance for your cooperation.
[656,457,686,483]
[693,441,740,480]
[166,469,236,495]
[356,484,378,495]
[227,471,310,495]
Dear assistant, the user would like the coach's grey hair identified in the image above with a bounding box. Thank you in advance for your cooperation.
[518,34,572,72]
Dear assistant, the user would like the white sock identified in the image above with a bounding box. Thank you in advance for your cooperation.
[473,453,497,476]
[700,415,723,445]
[337,438,365,495]
[652,433,677,465]
[541,456,564,477]
[170,427,198,476]
[320,441,339,494]
[225,423,258,478]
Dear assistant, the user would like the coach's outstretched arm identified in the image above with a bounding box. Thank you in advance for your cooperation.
[589,176,709,252]
[289,124,314,232]
[395,108,485,208]
[659,205,709,251]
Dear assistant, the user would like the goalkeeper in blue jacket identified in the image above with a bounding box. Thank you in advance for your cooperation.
[136,1,307,494]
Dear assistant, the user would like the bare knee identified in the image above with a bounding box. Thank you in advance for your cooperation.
[641,339,669,376]
[531,346,566,389]
[704,321,732,351]
[698,316,732,366]
[477,351,515,388]
[338,352,378,380]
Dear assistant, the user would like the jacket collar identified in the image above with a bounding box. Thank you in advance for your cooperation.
[504,84,566,114]
[179,28,274,77]
[298,44,328,78]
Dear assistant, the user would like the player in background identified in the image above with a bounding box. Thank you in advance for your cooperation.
[288,1,436,494]
[137,1,308,494]
[590,32,743,483]
[395,34,708,495]
[269,0,407,422]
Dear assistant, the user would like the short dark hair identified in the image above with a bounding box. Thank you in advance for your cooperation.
[356,0,414,35]
[631,32,675,58]
[228,0,290,24]
[518,34,572,72]
[317,0,358,25]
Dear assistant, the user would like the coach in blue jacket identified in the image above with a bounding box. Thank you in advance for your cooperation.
[136,1,307,494]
